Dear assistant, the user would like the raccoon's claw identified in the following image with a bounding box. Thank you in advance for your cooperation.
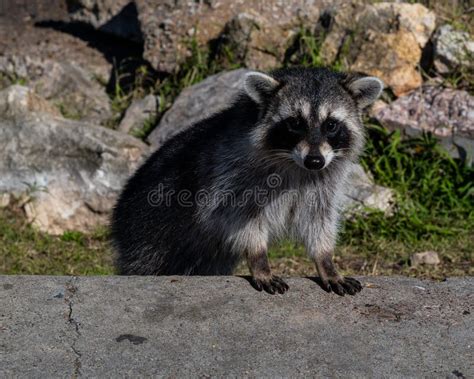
[325,277,362,296]
[253,275,289,295]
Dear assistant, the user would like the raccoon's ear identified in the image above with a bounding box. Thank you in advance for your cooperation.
[343,74,384,108]
[244,71,280,104]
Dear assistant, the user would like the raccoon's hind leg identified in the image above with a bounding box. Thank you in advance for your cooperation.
[246,249,289,295]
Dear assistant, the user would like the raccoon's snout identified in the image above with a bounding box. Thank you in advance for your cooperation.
[292,141,335,171]
[304,155,325,170]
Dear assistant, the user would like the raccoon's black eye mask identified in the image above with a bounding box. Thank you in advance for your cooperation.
[282,115,344,138]
[266,114,350,151]
[322,117,341,137]
[285,116,308,135]
[266,116,306,150]
[324,118,352,149]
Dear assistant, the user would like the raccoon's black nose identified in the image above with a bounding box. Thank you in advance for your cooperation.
[304,155,325,170]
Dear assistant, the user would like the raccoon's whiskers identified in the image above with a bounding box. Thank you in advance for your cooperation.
[259,155,295,177]
[332,148,351,152]
[258,153,294,170]
[332,148,351,157]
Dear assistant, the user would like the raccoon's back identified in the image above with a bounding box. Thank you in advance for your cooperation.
[111,104,257,275]
[111,126,208,275]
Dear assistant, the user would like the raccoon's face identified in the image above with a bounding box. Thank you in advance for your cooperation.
[244,68,383,171]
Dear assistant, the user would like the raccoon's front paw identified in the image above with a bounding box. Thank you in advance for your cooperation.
[323,277,362,296]
[252,275,289,295]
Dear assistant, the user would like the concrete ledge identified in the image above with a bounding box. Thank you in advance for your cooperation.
[0,276,472,377]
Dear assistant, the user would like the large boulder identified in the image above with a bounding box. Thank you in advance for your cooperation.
[432,24,474,75]
[137,0,333,72]
[0,85,148,235]
[320,2,436,96]
[0,19,112,89]
[373,86,474,164]
[148,69,249,148]
[0,17,114,125]
[148,69,393,213]
[0,55,112,125]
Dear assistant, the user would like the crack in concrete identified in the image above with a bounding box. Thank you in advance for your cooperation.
[65,277,82,378]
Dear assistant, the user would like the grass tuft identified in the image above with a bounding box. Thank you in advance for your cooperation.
[0,206,114,275]
[356,124,473,241]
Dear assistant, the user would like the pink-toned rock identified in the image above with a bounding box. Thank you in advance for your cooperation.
[373,86,474,163]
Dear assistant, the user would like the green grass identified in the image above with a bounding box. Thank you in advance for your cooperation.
[0,207,114,275]
[358,125,473,240]
[284,27,327,68]
[130,114,159,139]
[0,72,28,90]
[336,125,473,278]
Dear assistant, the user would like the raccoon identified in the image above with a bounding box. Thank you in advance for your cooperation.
[111,67,383,295]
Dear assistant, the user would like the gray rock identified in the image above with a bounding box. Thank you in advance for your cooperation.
[344,163,394,214]
[0,193,11,208]
[433,24,474,74]
[0,85,148,234]
[148,69,249,148]
[0,276,473,377]
[0,55,112,125]
[0,18,113,123]
[149,69,393,214]
[0,0,68,23]
[0,16,112,83]
[0,84,61,118]
[373,86,474,164]
[411,251,441,267]
[67,0,143,42]
[118,94,159,135]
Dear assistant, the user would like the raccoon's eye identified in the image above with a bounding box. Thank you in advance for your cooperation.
[324,118,341,136]
[285,117,306,135]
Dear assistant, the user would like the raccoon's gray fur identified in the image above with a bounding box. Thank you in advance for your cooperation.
[111,67,383,295]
